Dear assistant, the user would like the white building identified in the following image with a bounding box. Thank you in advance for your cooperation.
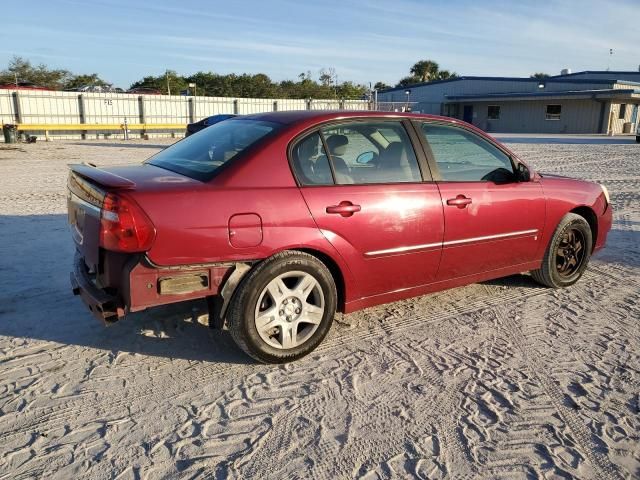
[378,71,640,134]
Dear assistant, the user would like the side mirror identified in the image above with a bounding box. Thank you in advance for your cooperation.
[356,151,375,164]
[516,163,530,182]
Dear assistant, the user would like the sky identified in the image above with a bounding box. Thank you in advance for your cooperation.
[2,0,639,89]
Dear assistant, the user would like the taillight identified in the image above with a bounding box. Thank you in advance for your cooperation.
[100,193,156,252]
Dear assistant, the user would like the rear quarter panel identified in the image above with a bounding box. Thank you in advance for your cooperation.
[132,185,359,304]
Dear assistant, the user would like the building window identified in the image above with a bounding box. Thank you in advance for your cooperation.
[443,104,459,118]
[487,105,501,120]
[619,104,627,119]
[545,104,562,120]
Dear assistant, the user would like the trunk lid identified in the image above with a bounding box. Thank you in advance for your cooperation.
[67,167,108,271]
[67,163,194,271]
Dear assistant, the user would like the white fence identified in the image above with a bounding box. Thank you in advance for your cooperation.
[0,89,377,139]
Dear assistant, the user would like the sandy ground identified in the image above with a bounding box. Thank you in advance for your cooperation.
[0,136,638,480]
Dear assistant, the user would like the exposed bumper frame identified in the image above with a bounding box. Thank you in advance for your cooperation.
[71,251,254,327]
[70,253,124,323]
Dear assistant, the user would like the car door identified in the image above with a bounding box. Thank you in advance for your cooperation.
[416,121,545,280]
[290,119,444,299]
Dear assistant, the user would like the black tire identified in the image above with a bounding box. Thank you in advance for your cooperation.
[531,213,593,288]
[227,251,337,363]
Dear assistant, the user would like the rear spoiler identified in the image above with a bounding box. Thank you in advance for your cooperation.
[68,163,136,189]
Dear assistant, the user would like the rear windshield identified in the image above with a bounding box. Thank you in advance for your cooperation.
[147,119,279,180]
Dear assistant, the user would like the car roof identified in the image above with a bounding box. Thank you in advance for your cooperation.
[241,110,453,126]
[238,109,521,165]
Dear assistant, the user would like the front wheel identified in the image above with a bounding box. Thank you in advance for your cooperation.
[227,251,337,363]
[531,213,593,288]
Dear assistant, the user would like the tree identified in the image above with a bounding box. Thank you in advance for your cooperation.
[410,60,440,82]
[436,70,458,80]
[318,68,335,87]
[63,73,109,90]
[530,72,550,79]
[0,56,367,99]
[129,70,188,94]
[336,81,366,99]
[0,56,72,89]
[395,60,458,87]
[396,76,421,88]
[374,81,391,91]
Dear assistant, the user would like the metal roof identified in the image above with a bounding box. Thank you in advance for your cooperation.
[378,76,625,94]
[379,76,536,94]
[444,89,640,102]
[550,70,640,78]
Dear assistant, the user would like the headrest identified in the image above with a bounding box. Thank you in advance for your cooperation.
[326,135,348,156]
[297,137,317,160]
[384,142,405,156]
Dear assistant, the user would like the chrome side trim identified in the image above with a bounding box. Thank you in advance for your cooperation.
[143,255,253,270]
[364,229,538,257]
[364,242,442,257]
[443,229,538,247]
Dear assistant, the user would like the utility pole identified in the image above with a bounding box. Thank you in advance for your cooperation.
[166,70,171,95]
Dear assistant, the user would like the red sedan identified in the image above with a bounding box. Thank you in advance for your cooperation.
[67,111,612,363]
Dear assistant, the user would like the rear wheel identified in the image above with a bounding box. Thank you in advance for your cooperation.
[531,213,592,288]
[227,251,337,363]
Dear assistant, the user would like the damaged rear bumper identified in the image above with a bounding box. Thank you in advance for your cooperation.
[71,251,252,327]
[71,253,123,323]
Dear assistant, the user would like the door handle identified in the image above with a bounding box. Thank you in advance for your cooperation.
[446,195,472,208]
[326,201,361,217]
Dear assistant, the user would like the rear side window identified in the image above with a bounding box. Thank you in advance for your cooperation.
[291,121,423,186]
[320,121,422,185]
[420,123,515,183]
[291,133,334,185]
[147,119,278,181]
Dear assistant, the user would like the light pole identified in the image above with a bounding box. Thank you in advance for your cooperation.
[405,89,411,112]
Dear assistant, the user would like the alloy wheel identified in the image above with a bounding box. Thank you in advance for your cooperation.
[254,271,325,349]
[555,228,586,278]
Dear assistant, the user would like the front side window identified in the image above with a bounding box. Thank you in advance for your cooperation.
[320,121,422,184]
[487,105,501,120]
[545,104,562,120]
[420,123,515,183]
[148,119,278,180]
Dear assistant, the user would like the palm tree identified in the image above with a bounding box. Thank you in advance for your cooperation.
[530,72,550,79]
[436,70,458,80]
[410,60,440,82]
[396,76,421,87]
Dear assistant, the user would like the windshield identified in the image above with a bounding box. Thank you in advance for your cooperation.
[147,119,279,180]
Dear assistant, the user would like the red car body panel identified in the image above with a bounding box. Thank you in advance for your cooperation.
[537,175,612,254]
[436,181,546,279]
[300,183,444,298]
[67,111,612,323]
